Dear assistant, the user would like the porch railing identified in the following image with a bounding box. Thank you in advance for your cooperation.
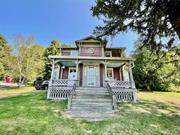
[106,81,137,106]
[107,80,136,89]
[47,79,77,100]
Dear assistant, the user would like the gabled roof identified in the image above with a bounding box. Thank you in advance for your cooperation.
[106,47,126,51]
[75,35,106,45]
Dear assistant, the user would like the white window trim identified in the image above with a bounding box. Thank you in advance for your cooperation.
[68,67,77,80]
[68,67,76,74]
[105,51,112,57]
[106,68,114,80]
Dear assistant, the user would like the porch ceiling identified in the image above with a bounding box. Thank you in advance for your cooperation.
[59,61,76,67]
[107,62,125,68]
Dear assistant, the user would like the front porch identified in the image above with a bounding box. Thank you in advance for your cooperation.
[49,57,135,87]
[47,56,137,103]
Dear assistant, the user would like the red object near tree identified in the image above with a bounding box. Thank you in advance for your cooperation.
[5,76,12,83]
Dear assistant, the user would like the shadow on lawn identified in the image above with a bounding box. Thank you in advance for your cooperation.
[118,99,180,116]
[117,99,180,131]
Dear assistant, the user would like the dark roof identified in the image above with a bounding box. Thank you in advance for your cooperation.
[58,46,77,49]
[105,47,126,50]
[75,35,106,44]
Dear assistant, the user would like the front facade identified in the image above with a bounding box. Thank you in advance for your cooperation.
[49,36,135,87]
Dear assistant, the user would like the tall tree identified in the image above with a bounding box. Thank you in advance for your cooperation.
[10,35,45,87]
[92,0,180,51]
[43,40,60,80]
[0,34,12,79]
[132,42,180,91]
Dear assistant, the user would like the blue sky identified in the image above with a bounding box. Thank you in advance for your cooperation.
[0,0,138,54]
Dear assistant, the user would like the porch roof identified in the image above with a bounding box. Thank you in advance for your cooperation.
[48,55,135,61]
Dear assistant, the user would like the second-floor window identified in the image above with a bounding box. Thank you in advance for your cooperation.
[105,51,112,57]
[62,50,78,56]
[70,51,78,56]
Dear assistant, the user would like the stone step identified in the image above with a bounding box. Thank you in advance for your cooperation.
[75,91,108,94]
[66,111,114,120]
[65,87,114,121]
[73,95,111,99]
[66,110,114,115]
[71,103,112,108]
[70,107,112,112]
[72,102,111,106]
[76,87,107,90]
[72,98,111,102]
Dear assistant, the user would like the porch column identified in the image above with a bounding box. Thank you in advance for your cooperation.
[128,62,136,89]
[74,60,80,80]
[128,62,136,102]
[51,59,55,80]
[128,64,134,82]
[104,62,107,80]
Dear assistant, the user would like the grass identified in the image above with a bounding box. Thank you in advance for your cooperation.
[0,87,35,98]
[0,91,179,135]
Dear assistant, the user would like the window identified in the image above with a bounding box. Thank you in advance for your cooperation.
[68,68,77,80]
[70,51,78,56]
[62,51,71,56]
[107,68,113,80]
[105,51,112,57]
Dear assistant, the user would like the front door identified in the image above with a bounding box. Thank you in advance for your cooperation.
[87,66,96,86]
[68,68,77,80]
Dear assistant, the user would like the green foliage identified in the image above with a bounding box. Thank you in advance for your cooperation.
[132,43,180,91]
[92,0,180,53]
[0,34,45,86]
[43,40,60,80]
[0,34,12,79]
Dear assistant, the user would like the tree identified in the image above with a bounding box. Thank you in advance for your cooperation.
[11,35,45,87]
[92,0,180,51]
[43,40,60,80]
[0,34,12,80]
[24,45,45,83]
[132,42,180,91]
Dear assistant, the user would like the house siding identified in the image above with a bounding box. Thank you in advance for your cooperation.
[113,67,120,80]
[80,47,102,57]
[120,68,124,81]
[62,67,69,79]
[100,64,104,87]
[111,50,121,57]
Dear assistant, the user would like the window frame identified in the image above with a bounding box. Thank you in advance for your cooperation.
[106,68,114,80]
[105,51,112,57]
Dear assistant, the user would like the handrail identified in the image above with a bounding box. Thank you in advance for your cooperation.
[107,83,117,110]
[106,81,137,102]
[67,83,76,109]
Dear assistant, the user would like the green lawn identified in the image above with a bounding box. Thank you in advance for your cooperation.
[0,87,35,98]
[0,91,179,135]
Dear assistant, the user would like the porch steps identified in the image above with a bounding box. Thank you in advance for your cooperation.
[65,87,114,121]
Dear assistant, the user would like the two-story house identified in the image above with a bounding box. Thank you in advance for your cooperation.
[49,36,134,86]
[47,36,136,103]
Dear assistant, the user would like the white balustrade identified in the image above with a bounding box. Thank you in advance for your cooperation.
[47,79,77,100]
[107,81,137,103]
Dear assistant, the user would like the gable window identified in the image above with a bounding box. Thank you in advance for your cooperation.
[106,68,113,80]
[105,51,112,57]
